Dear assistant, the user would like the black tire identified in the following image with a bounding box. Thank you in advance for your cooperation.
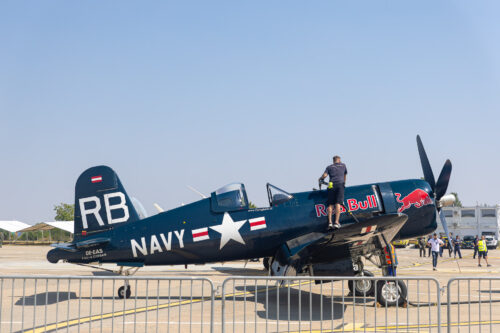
[348,270,375,296]
[376,280,407,307]
[263,257,270,271]
[118,285,131,299]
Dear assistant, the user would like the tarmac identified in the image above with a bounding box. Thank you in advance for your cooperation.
[1,245,499,332]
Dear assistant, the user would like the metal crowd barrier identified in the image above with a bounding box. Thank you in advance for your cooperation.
[447,277,500,333]
[5,275,500,333]
[0,275,214,333]
[221,276,442,333]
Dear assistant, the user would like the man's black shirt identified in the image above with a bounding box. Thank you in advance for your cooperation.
[325,163,347,185]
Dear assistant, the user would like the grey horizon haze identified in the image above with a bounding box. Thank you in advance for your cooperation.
[1,1,499,224]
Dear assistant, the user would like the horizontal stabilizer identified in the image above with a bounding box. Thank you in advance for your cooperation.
[75,237,111,249]
[51,243,77,252]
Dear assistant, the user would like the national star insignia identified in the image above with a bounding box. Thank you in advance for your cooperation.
[209,212,247,250]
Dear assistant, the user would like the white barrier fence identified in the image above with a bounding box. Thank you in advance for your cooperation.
[1,275,500,332]
[447,277,500,333]
[221,276,441,333]
[0,276,214,333]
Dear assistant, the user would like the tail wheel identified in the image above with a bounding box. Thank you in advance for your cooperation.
[118,285,131,299]
[376,280,407,307]
[348,270,375,296]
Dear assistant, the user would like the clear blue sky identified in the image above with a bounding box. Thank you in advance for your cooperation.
[1,1,499,223]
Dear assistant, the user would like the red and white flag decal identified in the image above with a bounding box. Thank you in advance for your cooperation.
[249,217,266,231]
[360,225,377,234]
[192,227,209,242]
[91,176,102,183]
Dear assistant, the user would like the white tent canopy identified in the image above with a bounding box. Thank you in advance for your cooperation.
[0,220,31,233]
[45,221,74,234]
[18,221,74,234]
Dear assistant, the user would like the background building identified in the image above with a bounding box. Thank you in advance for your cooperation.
[437,206,500,239]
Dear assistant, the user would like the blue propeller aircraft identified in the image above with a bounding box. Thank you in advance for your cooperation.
[47,135,455,305]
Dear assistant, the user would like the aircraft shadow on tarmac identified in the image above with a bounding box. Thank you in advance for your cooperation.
[16,291,212,306]
[15,292,78,306]
[229,284,373,321]
[212,267,267,276]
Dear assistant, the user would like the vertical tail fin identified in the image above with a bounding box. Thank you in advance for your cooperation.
[74,166,139,240]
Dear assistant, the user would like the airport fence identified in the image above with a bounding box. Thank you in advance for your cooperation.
[3,275,500,332]
[221,276,442,333]
[0,275,214,333]
[447,277,500,333]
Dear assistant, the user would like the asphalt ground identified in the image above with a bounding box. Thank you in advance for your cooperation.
[0,245,499,332]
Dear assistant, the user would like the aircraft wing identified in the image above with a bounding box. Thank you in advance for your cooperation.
[285,213,408,265]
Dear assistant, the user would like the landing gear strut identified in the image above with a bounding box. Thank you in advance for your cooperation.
[116,266,140,299]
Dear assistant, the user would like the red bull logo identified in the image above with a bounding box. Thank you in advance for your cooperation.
[395,189,433,213]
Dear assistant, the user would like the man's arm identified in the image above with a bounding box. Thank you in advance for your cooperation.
[319,172,328,181]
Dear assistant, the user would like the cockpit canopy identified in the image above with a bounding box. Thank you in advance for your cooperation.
[211,183,249,212]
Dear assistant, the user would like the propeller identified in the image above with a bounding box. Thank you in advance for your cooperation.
[416,135,453,237]
[435,159,452,201]
[416,135,453,202]
[416,135,436,191]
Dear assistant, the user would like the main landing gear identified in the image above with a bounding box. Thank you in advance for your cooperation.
[348,269,375,296]
[376,279,407,307]
[361,241,408,307]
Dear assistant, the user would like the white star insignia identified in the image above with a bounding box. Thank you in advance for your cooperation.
[210,212,247,250]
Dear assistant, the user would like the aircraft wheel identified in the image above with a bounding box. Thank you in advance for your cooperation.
[376,280,407,307]
[348,270,375,296]
[118,285,131,299]
[263,257,270,271]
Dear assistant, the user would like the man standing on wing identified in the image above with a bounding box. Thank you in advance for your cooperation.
[428,233,444,271]
[319,155,347,230]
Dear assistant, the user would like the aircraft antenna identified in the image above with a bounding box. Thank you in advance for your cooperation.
[187,185,208,198]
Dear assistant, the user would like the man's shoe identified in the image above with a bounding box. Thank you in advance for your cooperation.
[433,268,436,271]
[333,223,341,229]
[327,224,333,230]
[488,264,492,267]
[478,264,482,267]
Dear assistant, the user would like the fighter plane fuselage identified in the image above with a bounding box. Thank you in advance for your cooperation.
[47,175,436,267]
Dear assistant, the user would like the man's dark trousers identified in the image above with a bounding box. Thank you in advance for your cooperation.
[419,248,426,257]
[432,251,439,268]
[454,246,462,259]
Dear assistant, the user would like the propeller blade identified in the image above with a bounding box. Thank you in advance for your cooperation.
[435,159,452,201]
[416,135,436,191]
[438,209,451,239]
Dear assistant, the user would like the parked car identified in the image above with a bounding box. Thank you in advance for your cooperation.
[484,235,498,249]
[441,236,451,249]
[461,235,475,249]
[392,239,409,248]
